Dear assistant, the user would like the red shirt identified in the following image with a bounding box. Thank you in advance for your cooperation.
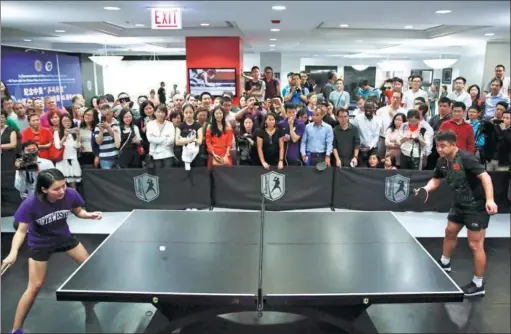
[439,119,476,153]
[21,127,53,160]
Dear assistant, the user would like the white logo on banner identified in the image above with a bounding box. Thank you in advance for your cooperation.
[385,174,410,203]
[134,173,160,202]
[261,171,285,201]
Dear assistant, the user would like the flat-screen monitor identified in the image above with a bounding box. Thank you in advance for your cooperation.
[188,68,237,96]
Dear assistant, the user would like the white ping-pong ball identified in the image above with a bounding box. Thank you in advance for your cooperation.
[159,246,166,251]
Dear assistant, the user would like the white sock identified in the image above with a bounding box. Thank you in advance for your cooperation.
[441,255,450,265]
[472,276,483,288]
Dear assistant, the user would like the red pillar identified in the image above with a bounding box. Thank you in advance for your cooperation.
[185,37,243,103]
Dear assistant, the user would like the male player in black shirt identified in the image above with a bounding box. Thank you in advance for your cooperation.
[414,130,498,297]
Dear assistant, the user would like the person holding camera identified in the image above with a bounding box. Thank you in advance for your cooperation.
[396,109,428,170]
[235,95,264,131]
[283,73,309,105]
[54,115,82,188]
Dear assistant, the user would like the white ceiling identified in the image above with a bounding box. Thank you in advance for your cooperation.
[1,1,509,59]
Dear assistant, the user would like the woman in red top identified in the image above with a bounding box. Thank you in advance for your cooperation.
[21,114,53,159]
[206,106,233,167]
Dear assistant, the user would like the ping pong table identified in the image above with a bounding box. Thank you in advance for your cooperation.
[57,210,464,333]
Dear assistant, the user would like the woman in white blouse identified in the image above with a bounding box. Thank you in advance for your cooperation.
[385,112,406,168]
[54,114,82,188]
[118,108,143,168]
[146,104,175,168]
[78,108,98,167]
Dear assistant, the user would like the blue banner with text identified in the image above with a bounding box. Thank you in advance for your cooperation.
[1,47,83,108]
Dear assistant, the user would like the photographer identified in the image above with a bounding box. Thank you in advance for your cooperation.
[283,73,309,105]
[396,109,428,170]
[235,95,264,131]
[236,118,258,165]
[13,140,54,230]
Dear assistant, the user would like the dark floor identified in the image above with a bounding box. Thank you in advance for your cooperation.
[1,235,509,333]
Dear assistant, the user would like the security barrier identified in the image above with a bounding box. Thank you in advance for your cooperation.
[1,167,509,216]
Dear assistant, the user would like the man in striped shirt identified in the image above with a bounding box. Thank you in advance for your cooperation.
[94,105,120,169]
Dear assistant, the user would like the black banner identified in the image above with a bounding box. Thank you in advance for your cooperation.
[212,166,333,210]
[333,168,510,213]
[82,168,211,212]
[1,171,22,217]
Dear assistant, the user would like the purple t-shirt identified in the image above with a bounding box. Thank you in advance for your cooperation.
[278,119,305,161]
[14,188,85,248]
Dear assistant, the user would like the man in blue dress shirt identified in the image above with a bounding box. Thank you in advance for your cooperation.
[300,108,334,166]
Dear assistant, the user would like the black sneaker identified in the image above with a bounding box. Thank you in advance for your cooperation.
[438,259,451,273]
[462,281,485,297]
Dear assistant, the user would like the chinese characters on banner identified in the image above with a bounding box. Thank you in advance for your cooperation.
[1,47,83,108]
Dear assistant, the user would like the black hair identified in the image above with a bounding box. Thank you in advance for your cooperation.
[104,94,115,103]
[210,105,227,137]
[407,109,420,120]
[359,79,369,87]
[59,114,77,141]
[139,100,155,120]
[79,108,99,129]
[367,150,379,167]
[169,111,181,121]
[36,168,65,202]
[414,96,426,104]
[441,85,448,91]
[221,96,232,104]
[490,77,503,87]
[100,104,112,113]
[438,96,451,105]
[160,81,165,86]
[264,66,273,73]
[496,101,509,110]
[21,140,38,150]
[327,71,336,80]
[452,101,466,112]
[89,96,98,108]
[118,108,134,131]
[200,92,212,101]
[435,130,457,144]
[411,75,423,82]
[388,112,407,131]
[392,77,404,85]
[292,72,301,78]
[454,76,466,84]
[1,96,13,106]
[468,105,481,113]
[467,84,481,100]
[251,66,260,72]
[392,89,403,99]
[156,104,169,118]
[495,64,506,71]
[27,113,40,122]
[335,108,349,117]
[71,95,81,104]
[284,103,298,111]
[417,103,429,117]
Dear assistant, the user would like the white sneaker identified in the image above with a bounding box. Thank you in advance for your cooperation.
[191,208,198,211]
[185,208,191,211]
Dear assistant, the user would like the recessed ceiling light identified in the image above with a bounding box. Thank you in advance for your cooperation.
[435,9,451,14]
[339,24,349,28]
[484,33,495,36]
[269,49,275,51]
[55,30,66,33]
[355,40,363,43]
[269,38,277,41]
[271,28,280,32]
[135,24,145,27]
[404,25,414,29]
[313,54,319,56]
[200,23,210,26]
[269,44,276,47]
[272,5,286,11]
[23,39,32,42]
[104,6,120,10]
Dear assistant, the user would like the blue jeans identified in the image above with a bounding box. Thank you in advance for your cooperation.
[100,159,116,169]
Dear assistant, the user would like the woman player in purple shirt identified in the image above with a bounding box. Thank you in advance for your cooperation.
[2,168,102,334]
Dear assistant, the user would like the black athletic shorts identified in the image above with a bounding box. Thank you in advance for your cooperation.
[28,236,79,262]
[447,205,490,231]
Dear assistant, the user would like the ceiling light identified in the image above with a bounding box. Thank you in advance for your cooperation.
[423,59,458,69]
[484,33,495,36]
[269,49,275,51]
[200,23,210,26]
[55,30,66,33]
[313,54,319,56]
[435,9,451,14]
[339,24,349,28]
[89,56,124,67]
[269,38,277,41]
[355,40,363,43]
[23,39,31,42]
[271,28,280,32]
[104,6,120,10]
[135,24,145,27]
[404,25,414,29]
[352,65,370,71]
[269,44,276,47]
[272,5,286,10]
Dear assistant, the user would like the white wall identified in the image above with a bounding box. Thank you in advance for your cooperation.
[103,60,186,99]
[483,42,511,87]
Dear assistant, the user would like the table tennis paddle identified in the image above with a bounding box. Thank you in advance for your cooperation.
[1,262,12,276]
[413,187,429,203]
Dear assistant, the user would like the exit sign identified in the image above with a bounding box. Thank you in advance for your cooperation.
[151,8,182,30]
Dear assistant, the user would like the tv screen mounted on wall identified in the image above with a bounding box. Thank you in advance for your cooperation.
[188,68,237,96]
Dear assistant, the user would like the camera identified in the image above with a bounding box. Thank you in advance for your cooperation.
[16,152,38,171]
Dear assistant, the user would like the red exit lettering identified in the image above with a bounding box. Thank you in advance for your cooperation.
[154,10,177,27]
